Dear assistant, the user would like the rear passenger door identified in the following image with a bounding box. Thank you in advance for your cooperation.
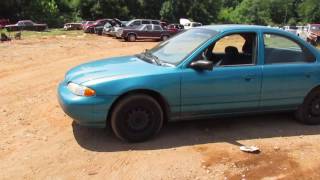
[261,33,317,109]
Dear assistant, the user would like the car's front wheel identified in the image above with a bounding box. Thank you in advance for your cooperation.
[161,35,169,41]
[111,94,164,142]
[296,88,320,125]
[128,34,136,42]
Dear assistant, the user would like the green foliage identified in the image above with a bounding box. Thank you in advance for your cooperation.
[299,0,320,23]
[0,0,320,27]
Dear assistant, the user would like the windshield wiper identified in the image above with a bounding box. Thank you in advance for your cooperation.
[144,49,160,65]
[136,50,175,67]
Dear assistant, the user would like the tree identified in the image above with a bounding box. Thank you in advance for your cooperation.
[160,0,175,22]
[299,0,320,23]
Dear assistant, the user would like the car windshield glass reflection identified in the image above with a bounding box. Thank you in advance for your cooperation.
[147,28,218,65]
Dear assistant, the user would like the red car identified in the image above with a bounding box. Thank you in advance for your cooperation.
[0,19,10,29]
[83,19,110,33]
[82,21,94,30]
[167,24,184,33]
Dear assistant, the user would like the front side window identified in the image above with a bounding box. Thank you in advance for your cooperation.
[131,20,141,26]
[153,25,162,31]
[143,25,152,31]
[264,33,315,64]
[24,21,33,26]
[198,33,257,66]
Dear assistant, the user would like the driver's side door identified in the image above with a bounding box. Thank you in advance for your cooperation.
[180,32,262,118]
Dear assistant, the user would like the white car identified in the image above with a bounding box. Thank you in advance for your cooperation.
[296,26,308,39]
[184,22,202,30]
[284,26,298,34]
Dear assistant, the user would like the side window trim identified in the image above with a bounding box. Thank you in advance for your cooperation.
[188,31,259,68]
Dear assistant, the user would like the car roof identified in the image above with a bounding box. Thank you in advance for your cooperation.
[196,24,282,32]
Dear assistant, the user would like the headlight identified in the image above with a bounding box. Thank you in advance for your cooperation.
[67,82,96,97]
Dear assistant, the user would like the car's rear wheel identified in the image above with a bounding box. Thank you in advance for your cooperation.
[128,34,136,42]
[111,94,164,142]
[296,88,320,125]
[161,35,169,41]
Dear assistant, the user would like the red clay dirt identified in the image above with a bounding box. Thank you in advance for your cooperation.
[1,34,320,179]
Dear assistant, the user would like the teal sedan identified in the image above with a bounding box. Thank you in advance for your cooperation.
[58,25,320,142]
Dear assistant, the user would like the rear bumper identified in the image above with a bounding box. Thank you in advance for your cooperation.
[57,82,118,128]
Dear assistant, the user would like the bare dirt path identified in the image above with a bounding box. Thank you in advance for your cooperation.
[1,34,320,180]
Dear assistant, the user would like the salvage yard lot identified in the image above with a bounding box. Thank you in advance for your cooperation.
[1,30,320,179]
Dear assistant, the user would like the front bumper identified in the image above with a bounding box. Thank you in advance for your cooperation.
[57,82,118,128]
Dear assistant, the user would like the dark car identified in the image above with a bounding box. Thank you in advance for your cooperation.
[167,24,184,33]
[0,19,10,29]
[118,24,172,42]
[64,23,82,30]
[84,19,111,33]
[5,20,47,32]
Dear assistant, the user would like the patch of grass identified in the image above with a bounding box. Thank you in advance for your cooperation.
[1,28,85,39]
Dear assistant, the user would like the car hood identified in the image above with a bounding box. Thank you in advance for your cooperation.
[65,56,167,85]
[311,31,320,36]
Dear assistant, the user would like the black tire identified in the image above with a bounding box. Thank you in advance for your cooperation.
[128,34,136,42]
[161,35,169,41]
[296,88,320,125]
[111,94,164,142]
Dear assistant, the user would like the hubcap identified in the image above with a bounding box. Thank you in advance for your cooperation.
[127,108,150,131]
[129,36,135,41]
[310,97,320,116]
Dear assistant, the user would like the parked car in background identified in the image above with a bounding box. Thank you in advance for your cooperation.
[95,18,125,35]
[306,24,320,46]
[103,21,126,36]
[167,24,184,34]
[113,19,162,38]
[118,24,172,42]
[5,20,47,32]
[84,19,111,33]
[58,25,320,142]
[64,23,82,30]
[283,26,298,34]
[0,19,10,29]
[184,22,202,29]
[82,21,94,30]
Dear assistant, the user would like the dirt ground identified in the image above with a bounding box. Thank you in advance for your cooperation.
[1,32,320,180]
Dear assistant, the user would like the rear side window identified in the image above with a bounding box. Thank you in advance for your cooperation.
[264,33,315,64]
[142,20,150,24]
[131,21,141,26]
[152,21,160,25]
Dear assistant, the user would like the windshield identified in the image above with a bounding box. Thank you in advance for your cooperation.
[311,25,320,31]
[147,28,218,65]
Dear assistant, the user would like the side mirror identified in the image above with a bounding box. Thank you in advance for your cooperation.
[190,60,214,71]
